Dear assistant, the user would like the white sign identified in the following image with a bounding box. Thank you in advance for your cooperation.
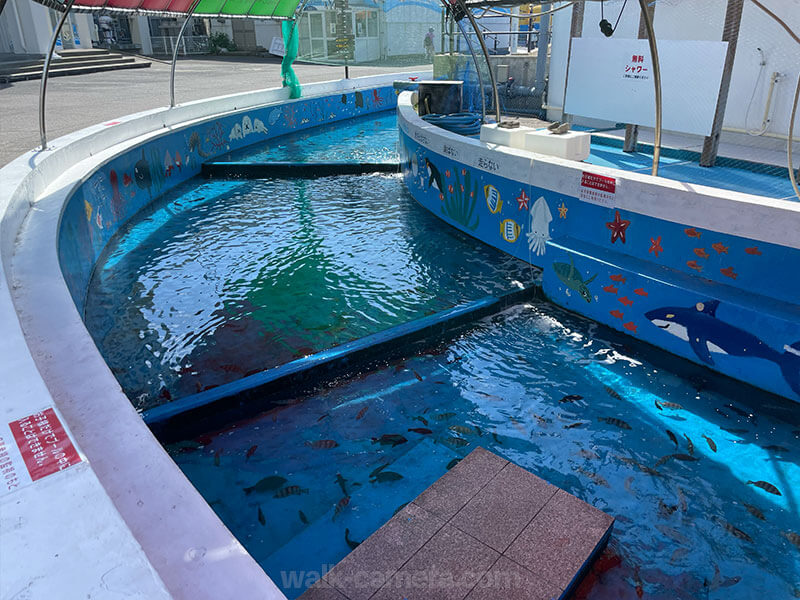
[565,38,728,137]
[269,36,285,57]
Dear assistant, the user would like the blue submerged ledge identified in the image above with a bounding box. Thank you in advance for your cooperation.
[398,106,800,403]
[145,283,540,442]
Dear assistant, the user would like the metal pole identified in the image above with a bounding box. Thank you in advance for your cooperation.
[624,0,654,152]
[0,0,8,18]
[455,17,487,123]
[457,0,501,123]
[39,0,75,151]
[170,0,201,108]
[637,0,661,176]
[533,3,550,113]
[700,0,744,167]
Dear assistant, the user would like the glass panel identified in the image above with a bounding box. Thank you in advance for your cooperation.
[310,12,323,39]
[355,10,367,38]
[367,10,377,38]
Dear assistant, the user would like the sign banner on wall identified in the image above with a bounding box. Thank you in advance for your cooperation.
[564,38,728,137]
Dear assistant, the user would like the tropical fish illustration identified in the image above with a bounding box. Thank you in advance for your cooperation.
[244,476,288,495]
[694,248,710,259]
[341,94,347,104]
[484,184,502,213]
[645,300,800,396]
[134,151,152,189]
[603,285,618,294]
[610,310,624,320]
[552,258,597,303]
[685,228,702,239]
[425,158,444,193]
[609,274,626,283]
[618,296,634,307]
[122,173,132,187]
[623,322,638,333]
[355,91,364,108]
[712,243,729,254]
[745,246,762,256]
[268,108,282,125]
[500,219,521,243]
[720,267,738,279]
[634,288,648,296]
[527,196,552,256]
[187,131,210,158]
[686,260,703,272]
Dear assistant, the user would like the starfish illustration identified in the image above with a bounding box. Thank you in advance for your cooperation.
[606,210,631,244]
[558,202,568,218]
[649,235,663,257]
[516,189,530,211]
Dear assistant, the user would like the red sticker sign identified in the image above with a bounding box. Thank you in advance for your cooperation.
[580,172,617,207]
[9,408,81,482]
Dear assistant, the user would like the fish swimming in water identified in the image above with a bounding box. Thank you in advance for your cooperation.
[257,506,266,526]
[666,430,679,447]
[702,434,717,452]
[782,531,800,550]
[446,458,461,470]
[560,394,583,403]
[371,434,407,447]
[646,300,800,397]
[213,450,221,466]
[345,528,361,550]
[369,463,390,478]
[564,422,584,429]
[684,434,694,455]
[439,436,470,448]
[246,445,258,460]
[244,476,288,495]
[746,480,781,496]
[355,406,369,420]
[408,427,432,435]
[299,510,309,525]
[371,471,403,483]
[449,425,474,435]
[604,386,622,400]
[413,415,429,426]
[598,417,631,430]
[274,486,309,498]
[306,439,339,449]
[433,412,457,421]
[413,371,423,381]
[743,503,765,521]
[552,258,597,303]
[575,467,610,488]
[335,473,349,495]
[333,496,350,521]
[393,502,409,516]
[660,402,683,410]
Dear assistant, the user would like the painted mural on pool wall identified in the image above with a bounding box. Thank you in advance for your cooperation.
[399,130,800,401]
[59,86,398,308]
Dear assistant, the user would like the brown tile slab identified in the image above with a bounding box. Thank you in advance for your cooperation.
[298,579,350,600]
[464,556,562,600]
[450,462,558,552]
[371,524,500,600]
[413,447,508,521]
[323,502,443,600]
[505,489,614,591]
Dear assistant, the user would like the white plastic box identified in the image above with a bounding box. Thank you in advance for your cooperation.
[480,123,535,150]
[523,129,591,161]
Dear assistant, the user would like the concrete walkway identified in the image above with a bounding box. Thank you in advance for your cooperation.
[0,56,425,167]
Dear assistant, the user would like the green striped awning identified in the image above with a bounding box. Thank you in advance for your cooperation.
[40,0,307,19]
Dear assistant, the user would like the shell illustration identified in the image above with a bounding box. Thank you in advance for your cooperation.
[527,196,552,256]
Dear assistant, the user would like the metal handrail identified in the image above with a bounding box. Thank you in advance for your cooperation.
[39,0,76,150]
[169,0,201,107]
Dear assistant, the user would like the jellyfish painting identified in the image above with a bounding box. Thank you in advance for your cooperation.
[527,196,552,256]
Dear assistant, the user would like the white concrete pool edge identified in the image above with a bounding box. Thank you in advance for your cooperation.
[0,71,427,600]
[397,94,800,250]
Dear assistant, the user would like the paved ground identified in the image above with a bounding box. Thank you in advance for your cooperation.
[0,56,426,167]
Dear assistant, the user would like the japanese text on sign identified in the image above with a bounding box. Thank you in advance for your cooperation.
[579,172,617,207]
[9,408,81,482]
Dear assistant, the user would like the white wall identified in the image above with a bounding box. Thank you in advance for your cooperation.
[254,19,282,50]
[385,4,441,57]
[545,0,800,140]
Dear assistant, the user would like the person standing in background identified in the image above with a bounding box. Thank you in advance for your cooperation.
[424,27,435,61]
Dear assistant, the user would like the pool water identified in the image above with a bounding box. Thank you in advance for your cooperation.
[84,173,537,411]
[221,111,399,164]
[168,300,799,600]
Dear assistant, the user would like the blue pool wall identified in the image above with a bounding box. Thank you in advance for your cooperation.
[58,85,399,310]
[397,94,800,401]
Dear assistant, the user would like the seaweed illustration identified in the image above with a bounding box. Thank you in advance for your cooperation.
[441,168,480,231]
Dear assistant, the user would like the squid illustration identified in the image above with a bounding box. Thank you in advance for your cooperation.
[527,196,552,256]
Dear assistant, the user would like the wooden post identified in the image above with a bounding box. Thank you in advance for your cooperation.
[700,0,745,167]
[623,1,655,152]
[559,1,584,121]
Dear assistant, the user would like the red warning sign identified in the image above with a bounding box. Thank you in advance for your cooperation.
[580,171,617,207]
[9,408,81,481]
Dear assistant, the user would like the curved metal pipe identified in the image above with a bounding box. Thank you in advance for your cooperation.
[454,17,487,122]
[457,0,501,123]
[39,0,75,151]
[480,2,577,20]
[170,0,201,108]
[637,0,660,176]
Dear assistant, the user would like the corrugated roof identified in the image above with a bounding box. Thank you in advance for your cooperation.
[40,0,305,19]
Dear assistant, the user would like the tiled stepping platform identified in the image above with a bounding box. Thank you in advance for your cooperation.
[299,447,614,600]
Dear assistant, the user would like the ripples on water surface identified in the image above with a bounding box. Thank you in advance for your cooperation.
[169,302,800,599]
[85,173,536,410]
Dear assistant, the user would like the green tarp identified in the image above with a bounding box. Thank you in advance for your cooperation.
[281,20,301,99]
